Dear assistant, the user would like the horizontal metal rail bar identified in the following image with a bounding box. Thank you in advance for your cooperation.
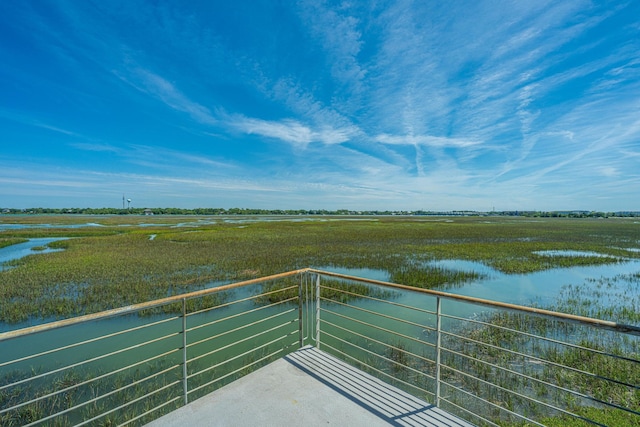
[439,398,501,427]
[439,379,548,427]
[187,297,297,335]
[0,329,180,394]
[187,308,297,356]
[320,283,437,317]
[442,343,640,418]
[120,395,183,427]
[315,269,638,424]
[74,378,182,427]
[301,340,434,415]
[188,318,297,367]
[319,295,437,334]
[442,311,640,365]
[188,340,296,395]
[441,361,611,424]
[442,328,640,393]
[320,329,431,382]
[321,317,436,368]
[320,339,434,400]
[0,269,307,341]
[0,314,179,368]
[309,269,640,336]
[1,347,180,417]
[186,285,298,318]
[320,306,436,350]
[22,364,180,427]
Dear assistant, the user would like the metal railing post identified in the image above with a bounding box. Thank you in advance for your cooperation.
[182,298,189,405]
[298,273,304,348]
[435,296,442,407]
[315,273,321,349]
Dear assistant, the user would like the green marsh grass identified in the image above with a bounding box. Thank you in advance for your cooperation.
[390,262,485,289]
[1,215,639,324]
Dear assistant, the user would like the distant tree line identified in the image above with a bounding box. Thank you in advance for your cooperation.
[1,207,639,217]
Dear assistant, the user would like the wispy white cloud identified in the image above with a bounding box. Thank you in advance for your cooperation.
[374,134,481,149]
[621,149,640,158]
[0,109,82,137]
[260,77,358,134]
[113,57,366,149]
[71,142,235,172]
[295,2,367,94]
[231,116,358,148]
[70,142,120,153]
[0,174,96,189]
[596,166,619,178]
[114,67,218,127]
[0,161,285,206]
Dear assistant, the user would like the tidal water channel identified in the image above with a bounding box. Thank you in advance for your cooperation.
[0,238,67,271]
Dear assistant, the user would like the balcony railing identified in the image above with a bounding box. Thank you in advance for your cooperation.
[1,268,638,426]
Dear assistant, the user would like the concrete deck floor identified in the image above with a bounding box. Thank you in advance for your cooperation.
[147,346,475,427]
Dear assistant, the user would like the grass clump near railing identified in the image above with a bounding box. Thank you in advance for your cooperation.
[1,215,639,325]
[389,261,486,289]
[547,273,640,324]
[257,277,394,304]
[138,292,231,317]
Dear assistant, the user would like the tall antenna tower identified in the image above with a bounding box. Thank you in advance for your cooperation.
[123,194,125,210]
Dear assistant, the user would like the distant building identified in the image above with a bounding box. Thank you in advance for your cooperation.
[144,209,154,216]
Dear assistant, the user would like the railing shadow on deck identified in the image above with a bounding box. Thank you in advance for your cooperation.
[1,268,638,426]
[283,345,473,427]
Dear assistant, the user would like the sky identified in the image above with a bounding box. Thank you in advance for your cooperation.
[1,1,639,212]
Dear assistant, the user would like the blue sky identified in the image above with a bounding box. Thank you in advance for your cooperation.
[1,1,639,211]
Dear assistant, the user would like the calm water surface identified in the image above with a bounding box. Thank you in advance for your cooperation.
[321,258,640,306]
[0,238,67,271]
